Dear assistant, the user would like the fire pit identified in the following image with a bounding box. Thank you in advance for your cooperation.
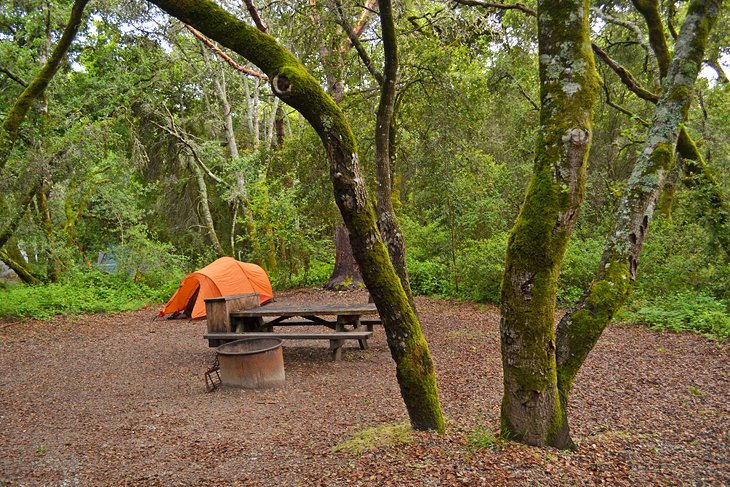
[215,338,285,389]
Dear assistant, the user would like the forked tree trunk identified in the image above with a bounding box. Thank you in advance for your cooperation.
[554,0,721,441]
[150,0,445,432]
[499,0,599,449]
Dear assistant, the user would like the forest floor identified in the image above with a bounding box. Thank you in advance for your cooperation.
[1,288,728,486]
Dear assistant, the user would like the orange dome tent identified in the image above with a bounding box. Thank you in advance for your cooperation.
[159,257,273,319]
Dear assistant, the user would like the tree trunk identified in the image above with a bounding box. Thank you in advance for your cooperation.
[554,0,721,433]
[149,0,445,432]
[323,226,364,290]
[499,0,599,449]
[188,156,225,257]
[374,0,414,308]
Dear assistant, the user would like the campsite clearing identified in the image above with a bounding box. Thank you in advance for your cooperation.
[1,289,728,485]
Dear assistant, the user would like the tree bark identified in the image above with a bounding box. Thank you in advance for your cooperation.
[554,0,721,418]
[148,0,445,432]
[0,0,89,171]
[323,226,364,290]
[188,155,226,257]
[374,0,414,308]
[499,0,599,449]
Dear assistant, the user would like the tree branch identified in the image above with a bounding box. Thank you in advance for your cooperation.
[590,7,649,53]
[184,24,267,79]
[0,0,89,171]
[451,0,536,16]
[241,0,268,33]
[0,65,28,87]
[591,44,659,103]
[631,0,671,77]
[334,0,384,84]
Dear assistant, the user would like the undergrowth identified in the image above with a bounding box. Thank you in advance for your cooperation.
[0,271,180,320]
[619,291,730,342]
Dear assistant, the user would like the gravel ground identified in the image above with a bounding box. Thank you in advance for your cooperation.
[1,288,728,485]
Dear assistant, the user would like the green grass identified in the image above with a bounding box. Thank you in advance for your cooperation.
[0,271,180,320]
[466,424,508,452]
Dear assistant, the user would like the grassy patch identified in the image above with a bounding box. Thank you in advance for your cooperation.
[332,422,412,456]
[466,424,508,452]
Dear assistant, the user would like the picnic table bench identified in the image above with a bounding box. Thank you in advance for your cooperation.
[204,296,381,361]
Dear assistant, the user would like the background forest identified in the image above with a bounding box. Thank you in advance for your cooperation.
[1,0,728,339]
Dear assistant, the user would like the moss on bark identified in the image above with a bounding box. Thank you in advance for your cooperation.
[555,0,722,429]
[500,0,598,449]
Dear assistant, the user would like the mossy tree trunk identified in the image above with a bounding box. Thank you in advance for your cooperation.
[499,0,599,449]
[149,0,445,432]
[554,0,721,430]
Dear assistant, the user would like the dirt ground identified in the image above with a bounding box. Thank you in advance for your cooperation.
[1,289,728,486]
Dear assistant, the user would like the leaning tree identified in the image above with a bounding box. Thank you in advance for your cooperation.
[148,0,446,433]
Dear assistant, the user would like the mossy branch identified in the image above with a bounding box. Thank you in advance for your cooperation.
[630,0,672,78]
[0,0,89,171]
[555,0,722,396]
[149,0,445,433]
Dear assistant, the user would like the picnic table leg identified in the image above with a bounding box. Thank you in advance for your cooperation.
[330,339,344,361]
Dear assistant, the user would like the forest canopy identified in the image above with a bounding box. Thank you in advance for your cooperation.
[0,0,728,335]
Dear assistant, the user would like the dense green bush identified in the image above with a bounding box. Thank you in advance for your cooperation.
[557,236,605,306]
[457,234,508,302]
[270,260,334,290]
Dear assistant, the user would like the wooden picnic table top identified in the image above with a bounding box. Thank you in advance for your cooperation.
[230,302,378,318]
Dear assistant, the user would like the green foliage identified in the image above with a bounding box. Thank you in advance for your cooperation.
[457,234,509,302]
[0,270,179,320]
[556,236,605,306]
[269,259,333,290]
[620,291,729,342]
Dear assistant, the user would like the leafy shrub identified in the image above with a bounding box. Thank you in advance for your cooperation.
[620,291,730,342]
[457,233,509,303]
[557,236,604,306]
[270,260,334,290]
[0,270,178,320]
[407,257,453,296]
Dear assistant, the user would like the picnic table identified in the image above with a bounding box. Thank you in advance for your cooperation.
[204,300,381,361]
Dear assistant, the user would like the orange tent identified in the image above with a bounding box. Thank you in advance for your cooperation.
[159,257,273,319]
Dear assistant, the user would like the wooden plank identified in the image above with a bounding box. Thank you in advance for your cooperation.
[205,293,260,335]
[204,331,372,340]
[230,303,378,318]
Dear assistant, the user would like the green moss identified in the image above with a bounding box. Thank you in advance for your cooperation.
[667,85,692,104]
[332,422,412,455]
[557,261,631,394]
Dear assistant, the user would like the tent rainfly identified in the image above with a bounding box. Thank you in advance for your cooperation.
[159,257,273,319]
